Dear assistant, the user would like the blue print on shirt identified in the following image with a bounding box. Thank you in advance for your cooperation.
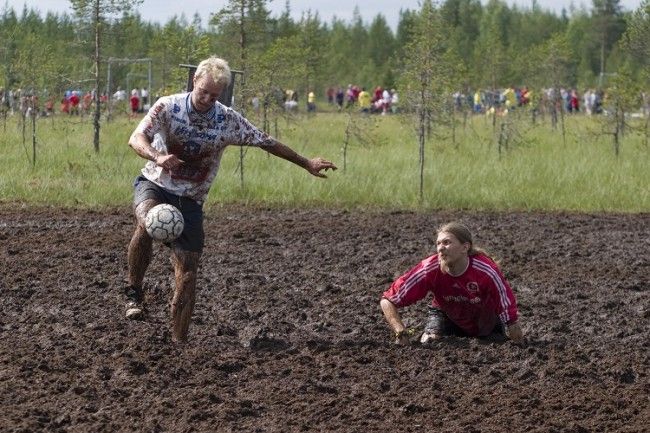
[184,141,201,157]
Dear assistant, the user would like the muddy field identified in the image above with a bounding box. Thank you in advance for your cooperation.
[0,206,648,432]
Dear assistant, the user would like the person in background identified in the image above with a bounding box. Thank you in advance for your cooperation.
[307,91,316,113]
[380,221,524,346]
[326,87,335,105]
[390,89,399,114]
[140,87,149,110]
[381,88,392,115]
[358,87,371,113]
[335,87,344,111]
[82,91,93,116]
[69,91,80,115]
[129,89,140,120]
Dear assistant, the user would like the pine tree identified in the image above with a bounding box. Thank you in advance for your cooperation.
[69,0,143,152]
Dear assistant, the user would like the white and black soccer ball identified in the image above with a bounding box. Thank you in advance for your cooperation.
[145,204,184,242]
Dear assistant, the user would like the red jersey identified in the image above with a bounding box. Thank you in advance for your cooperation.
[382,253,519,336]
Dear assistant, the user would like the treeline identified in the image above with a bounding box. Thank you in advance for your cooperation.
[0,0,648,99]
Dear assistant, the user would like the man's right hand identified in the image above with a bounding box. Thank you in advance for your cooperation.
[155,154,184,171]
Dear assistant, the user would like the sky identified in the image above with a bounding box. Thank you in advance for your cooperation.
[2,0,644,31]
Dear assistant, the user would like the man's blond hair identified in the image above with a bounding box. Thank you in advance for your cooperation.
[194,56,231,87]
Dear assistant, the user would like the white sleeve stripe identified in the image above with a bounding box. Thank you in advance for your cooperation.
[472,260,512,322]
[392,257,438,305]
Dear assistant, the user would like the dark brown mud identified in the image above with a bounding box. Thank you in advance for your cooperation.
[1,206,648,432]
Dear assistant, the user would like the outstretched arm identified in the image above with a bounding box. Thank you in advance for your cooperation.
[263,141,337,178]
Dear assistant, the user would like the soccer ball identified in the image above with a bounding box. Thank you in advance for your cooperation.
[145,204,184,242]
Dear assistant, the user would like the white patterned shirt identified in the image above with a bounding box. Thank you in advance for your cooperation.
[135,92,275,203]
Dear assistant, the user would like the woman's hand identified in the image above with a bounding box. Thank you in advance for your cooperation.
[506,322,524,345]
[394,329,411,346]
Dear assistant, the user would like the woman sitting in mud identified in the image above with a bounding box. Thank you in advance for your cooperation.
[380,221,524,345]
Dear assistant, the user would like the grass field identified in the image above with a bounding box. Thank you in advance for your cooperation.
[0,110,648,212]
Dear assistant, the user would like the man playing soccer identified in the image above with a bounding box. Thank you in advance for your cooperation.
[380,222,524,345]
[126,56,337,342]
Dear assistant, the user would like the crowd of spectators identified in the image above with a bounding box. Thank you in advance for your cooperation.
[0,87,151,119]
[455,87,609,116]
[2,85,646,120]
[324,85,399,114]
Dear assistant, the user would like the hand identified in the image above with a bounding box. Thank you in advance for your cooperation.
[394,329,411,346]
[506,322,524,345]
[155,154,184,171]
[307,157,337,178]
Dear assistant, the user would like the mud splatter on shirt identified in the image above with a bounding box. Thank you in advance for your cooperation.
[135,93,275,203]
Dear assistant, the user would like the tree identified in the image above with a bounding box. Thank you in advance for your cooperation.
[440,0,482,68]
[69,0,143,152]
[211,0,273,71]
[395,8,418,50]
[0,0,646,125]
[1,7,19,100]
[473,0,509,88]
[564,8,598,86]
[603,64,641,155]
[591,0,627,84]
[148,18,186,93]
[367,14,396,87]
[321,18,353,86]
[297,10,326,97]
[622,0,650,67]
[621,0,650,145]
[246,35,306,135]
[211,0,273,187]
[527,34,574,142]
[398,0,456,201]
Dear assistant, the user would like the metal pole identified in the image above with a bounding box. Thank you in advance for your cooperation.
[106,61,112,120]
[148,59,152,109]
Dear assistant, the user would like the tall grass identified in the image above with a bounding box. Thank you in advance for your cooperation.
[0,111,648,212]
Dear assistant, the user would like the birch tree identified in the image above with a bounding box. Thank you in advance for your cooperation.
[398,0,455,201]
[69,0,142,152]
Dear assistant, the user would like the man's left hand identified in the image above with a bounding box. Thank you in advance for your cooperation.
[307,158,337,178]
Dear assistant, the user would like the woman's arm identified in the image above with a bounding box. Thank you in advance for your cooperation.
[380,298,410,345]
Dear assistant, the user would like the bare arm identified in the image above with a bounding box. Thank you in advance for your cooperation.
[129,131,184,171]
[380,298,410,345]
[263,140,337,178]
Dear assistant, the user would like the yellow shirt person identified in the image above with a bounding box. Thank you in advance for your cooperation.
[358,89,371,112]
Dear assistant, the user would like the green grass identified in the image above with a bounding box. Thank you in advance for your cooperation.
[0,110,648,212]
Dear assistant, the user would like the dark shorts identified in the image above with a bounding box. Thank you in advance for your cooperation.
[424,307,504,337]
[133,175,204,253]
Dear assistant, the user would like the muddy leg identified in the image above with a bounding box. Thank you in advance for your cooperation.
[127,199,158,287]
[170,247,200,343]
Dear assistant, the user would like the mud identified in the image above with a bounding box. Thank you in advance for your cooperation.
[1,206,648,432]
